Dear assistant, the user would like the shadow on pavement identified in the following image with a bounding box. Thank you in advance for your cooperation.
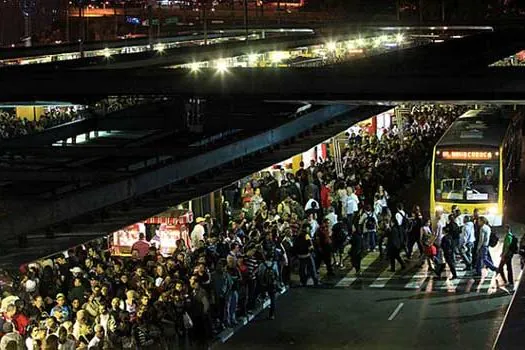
[424,305,508,324]
[431,291,510,306]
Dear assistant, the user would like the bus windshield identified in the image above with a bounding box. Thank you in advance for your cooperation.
[435,161,499,203]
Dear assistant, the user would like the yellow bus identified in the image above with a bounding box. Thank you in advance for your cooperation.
[430,108,522,226]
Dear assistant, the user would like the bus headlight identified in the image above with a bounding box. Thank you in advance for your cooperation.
[488,206,498,215]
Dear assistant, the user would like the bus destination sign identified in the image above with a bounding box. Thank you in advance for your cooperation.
[441,151,494,160]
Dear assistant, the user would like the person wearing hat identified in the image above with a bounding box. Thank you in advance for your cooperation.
[191,217,206,251]
[0,321,24,350]
[50,293,72,322]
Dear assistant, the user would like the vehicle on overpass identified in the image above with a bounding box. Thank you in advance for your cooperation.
[430,107,523,226]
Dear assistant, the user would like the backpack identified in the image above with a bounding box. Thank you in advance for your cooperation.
[365,213,376,231]
[398,211,413,233]
[489,231,499,248]
[509,235,518,255]
[449,222,460,240]
[332,223,347,246]
[441,235,454,255]
[260,262,277,288]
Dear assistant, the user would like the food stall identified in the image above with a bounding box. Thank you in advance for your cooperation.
[109,208,193,257]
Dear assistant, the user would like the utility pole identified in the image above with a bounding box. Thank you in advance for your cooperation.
[419,0,423,23]
[65,0,70,42]
[396,0,400,21]
[277,0,281,25]
[203,0,208,45]
[114,6,118,39]
[243,0,248,39]
[147,0,154,47]
[441,0,445,23]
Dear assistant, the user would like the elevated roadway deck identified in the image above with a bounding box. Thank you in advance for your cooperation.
[1,29,524,103]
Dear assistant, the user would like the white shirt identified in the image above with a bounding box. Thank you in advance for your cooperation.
[325,212,338,228]
[345,194,359,214]
[88,336,101,350]
[478,224,491,250]
[462,222,476,245]
[434,219,445,246]
[309,218,319,238]
[190,224,205,251]
[395,210,406,227]
[373,201,383,217]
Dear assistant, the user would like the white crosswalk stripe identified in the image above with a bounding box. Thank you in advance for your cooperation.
[332,250,511,294]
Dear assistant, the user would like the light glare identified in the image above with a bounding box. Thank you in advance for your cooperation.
[216,59,228,73]
[326,41,337,52]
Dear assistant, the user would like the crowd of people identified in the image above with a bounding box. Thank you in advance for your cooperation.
[0,105,486,350]
[0,108,83,140]
[0,97,155,140]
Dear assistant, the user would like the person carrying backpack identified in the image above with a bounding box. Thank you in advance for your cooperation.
[257,252,279,320]
[395,203,411,255]
[498,224,517,292]
[440,221,458,280]
[359,205,378,252]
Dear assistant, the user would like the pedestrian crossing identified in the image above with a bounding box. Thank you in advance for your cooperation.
[326,247,519,294]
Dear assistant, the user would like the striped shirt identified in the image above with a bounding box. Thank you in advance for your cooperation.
[245,257,259,280]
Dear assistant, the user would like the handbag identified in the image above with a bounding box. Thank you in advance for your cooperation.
[424,245,437,257]
[183,312,193,329]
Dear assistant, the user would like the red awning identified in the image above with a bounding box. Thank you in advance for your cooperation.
[144,209,193,225]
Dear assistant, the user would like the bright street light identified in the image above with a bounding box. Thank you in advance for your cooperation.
[216,59,229,73]
[326,41,337,52]
[190,62,200,72]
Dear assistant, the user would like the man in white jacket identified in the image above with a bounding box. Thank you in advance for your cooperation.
[345,187,359,235]
[461,216,476,271]
[475,216,497,276]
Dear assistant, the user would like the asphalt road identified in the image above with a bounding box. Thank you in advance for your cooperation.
[216,286,511,350]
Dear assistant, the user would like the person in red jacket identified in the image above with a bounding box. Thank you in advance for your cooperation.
[320,183,331,210]
[5,303,29,336]
[314,219,334,277]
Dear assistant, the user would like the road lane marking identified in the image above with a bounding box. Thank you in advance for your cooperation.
[388,302,404,321]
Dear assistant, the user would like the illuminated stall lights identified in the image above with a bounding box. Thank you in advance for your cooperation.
[155,43,166,53]
[395,33,404,44]
[102,48,111,58]
[270,51,290,63]
[247,53,259,64]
